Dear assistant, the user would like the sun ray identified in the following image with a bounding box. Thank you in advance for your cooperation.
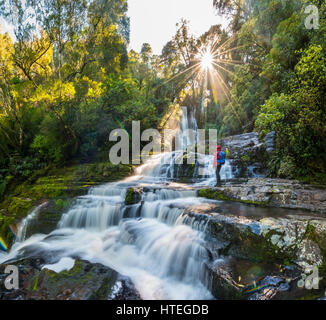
[218,59,244,67]
[217,44,248,56]
[214,31,239,53]
[212,61,238,79]
[214,66,249,123]
[212,67,245,125]
[159,62,201,87]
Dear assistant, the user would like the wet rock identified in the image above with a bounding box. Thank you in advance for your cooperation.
[125,188,142,205]
[264,131,276,154]
[200,178,326,214]
[24,259,119,300]
[296,240,323,271]
[223,132,263,159]
[14,260,117,300]
[248,276,290,300]
[202,205,326,273]
[206,214,297,265]
[22,199,71,239]
[203,261,243,300]
[110,276,142,300]
[1,258,140,300]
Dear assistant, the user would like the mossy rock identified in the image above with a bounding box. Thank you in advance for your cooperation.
[26,260,118,300]
[208,219,297,265]
[0,162,133,251]
[7,197,33,218]
[303,224,326,290]
[125,188,142,205]
[198,189,230,201]
[198,189,270,206]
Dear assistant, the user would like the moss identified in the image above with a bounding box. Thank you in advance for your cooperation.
[55,199,67,210]
[198,189,270,207]
[216,223,297,266]
[32,260,98,289]
[240,229,296,264]
[241,155,251,163]
[255,229,297,264]
[0,161,133,251]
[7,197,33,217]
[0,214,15,247]
[125,188,135,205]
[198,189,230,201]
[26,260,117,300]
[33,273,39,291]
[89,277,111,300]
[303,223,326,290]
[298,173,326,186]
[125,188,141,205]
[44,260,83,282]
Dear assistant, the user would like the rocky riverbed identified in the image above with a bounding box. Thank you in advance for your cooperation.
[3,180,325,300]
[198,178,326,213]
[1,125,325,300]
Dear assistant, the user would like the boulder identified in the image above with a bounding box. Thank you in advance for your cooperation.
[264,131,276,154]
[199,178,326,214]
[222,132,268,178]
[1,259,140,300]
[125,188,142,205]
[203,261,244,300]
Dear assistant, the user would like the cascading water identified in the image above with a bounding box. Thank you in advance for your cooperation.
[16,204,44,242]
[0,107,233,300]
[133,106,233,184]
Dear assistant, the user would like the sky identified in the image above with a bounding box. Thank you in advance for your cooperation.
[128,0,228,54]
[0,17,15,39]
[1,0,228,54]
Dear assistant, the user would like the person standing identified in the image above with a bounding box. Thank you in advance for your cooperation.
[213,145,226,186]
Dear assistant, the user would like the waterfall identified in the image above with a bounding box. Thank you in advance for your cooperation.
[1,106,233,300]
[134,107,233,185]
[16,202,48,242]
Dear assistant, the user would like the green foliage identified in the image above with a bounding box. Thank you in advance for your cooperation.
[0,0,324,194]
[256,44,326,177]
[211,0,326,178]
[0,0,177,191]
[7,197,33,218]
[240,155,251,163]
[277,157,297,179]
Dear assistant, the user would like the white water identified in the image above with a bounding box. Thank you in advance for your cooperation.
[133,107,233,185]
[0,107,234,300]
[42,257,75,273]
[16,202,48,242]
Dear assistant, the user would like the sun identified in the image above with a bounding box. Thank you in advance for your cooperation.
[200,50,214,71]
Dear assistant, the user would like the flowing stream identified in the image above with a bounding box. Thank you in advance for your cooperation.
[1,107,235,300]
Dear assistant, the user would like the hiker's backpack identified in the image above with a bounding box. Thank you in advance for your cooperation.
[217,151,226,165]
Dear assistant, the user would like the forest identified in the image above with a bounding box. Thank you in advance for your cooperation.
[1,0,326,303]
[0,0,325,198]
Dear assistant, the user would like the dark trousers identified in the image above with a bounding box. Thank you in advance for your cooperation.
[215,165,222,186]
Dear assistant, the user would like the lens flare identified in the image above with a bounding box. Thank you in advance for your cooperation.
[200,50,213,71]
[0,236,8,251]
